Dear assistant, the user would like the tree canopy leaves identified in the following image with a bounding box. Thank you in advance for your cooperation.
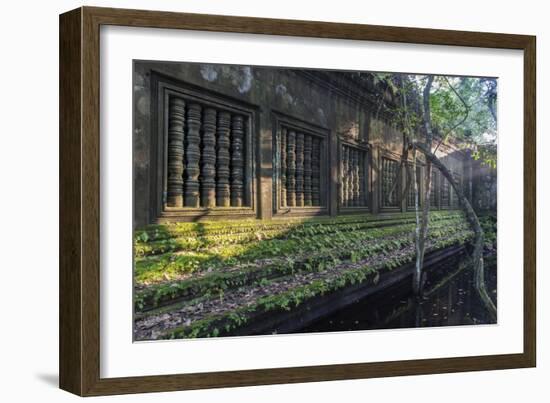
[372,73,497,167]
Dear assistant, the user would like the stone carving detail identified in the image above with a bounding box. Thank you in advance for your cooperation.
[441,172,450,207]
[304,135,312,206]
[295,133,305,207]
[201,108,217,207]
[230,115,245,207]
[341,144,367,207]
[280,128,287,207]
[311,137,321,206]
[381,157,399,208]
[184,103,202,208]
[349,149,356,206]
[278,126,323,209]
[286,130,296,207]
[167,96,186,207]
[450,172,461,207]
[342,146,350,207]
[216,111,231,207]
[164,94,251,209]
[357,151,365,206]
[352,150,360,206]
[340,146,346,207]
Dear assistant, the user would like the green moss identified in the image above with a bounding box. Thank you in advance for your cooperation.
[479,213,497,251]
[157,228,473,340]
[134,211,465,285]
[133,211,474,341]
[135,212,470,313]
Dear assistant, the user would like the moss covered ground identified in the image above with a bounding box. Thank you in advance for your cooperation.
[133,211,488,340]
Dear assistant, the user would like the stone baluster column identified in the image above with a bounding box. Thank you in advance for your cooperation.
[382,158,389,207]
[184,103,201,208]
[201,107,217,207]
[358,151,364,206]
[382,158,395,207]
[166,97,185,207]
[349,149,356,206]
[348,148,354,206]
[304,135,312,206]
[286,130,296,207]
[215,111,231,207]
[344,147,351,206]
[280,128,287,208]
[295,132,304,207]
[353,150,360,206]
[230,114,244,207]
[311,137,320,206]
[340,145,345,207]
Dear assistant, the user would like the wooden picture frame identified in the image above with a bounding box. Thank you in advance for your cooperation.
[59,6,536,396]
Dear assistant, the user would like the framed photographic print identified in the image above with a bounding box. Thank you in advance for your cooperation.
[59,6,536,396]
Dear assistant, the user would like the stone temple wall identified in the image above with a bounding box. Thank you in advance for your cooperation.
[133,61,481,227]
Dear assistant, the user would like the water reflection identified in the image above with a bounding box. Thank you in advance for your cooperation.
[298,253,497,333]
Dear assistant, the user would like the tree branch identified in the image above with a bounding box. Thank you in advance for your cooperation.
[411,141,497,319]
[433,77,470,154]
[413,75,434,295]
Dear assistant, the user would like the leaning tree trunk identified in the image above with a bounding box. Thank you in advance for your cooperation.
[412,142,497,320]
[413,75,434,295]
[413,160,432,295]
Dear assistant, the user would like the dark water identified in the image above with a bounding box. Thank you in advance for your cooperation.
[298,254,497,333]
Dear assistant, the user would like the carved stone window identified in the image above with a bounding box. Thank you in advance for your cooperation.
[381,157,400,209]
[273,114,329,215]
[430,168,440,208]
[450,171,461,207]
[151,74,256,221]
[440,173,451,208]
[340,143,368,209]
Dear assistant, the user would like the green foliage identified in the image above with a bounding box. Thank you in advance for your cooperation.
[429,76,497,166]
[134,211,474,333]
[134,212,461,284]
[472,143,497,169]
[157,224,473,340]
[430,76,497,143]
[479,213,497,251]
[372,73,497,166]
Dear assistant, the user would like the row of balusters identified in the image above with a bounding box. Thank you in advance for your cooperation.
[279,127,322,207]
[398,164,462,209]
[362,156,463,209]
[440,175,451,207]
[451,173,461,207]
[165,95,462,211]
[429,169,439,207]
[166,96,247,208]
[427,168,461,208]
[340,145,367,207]
[381,158,399,208]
